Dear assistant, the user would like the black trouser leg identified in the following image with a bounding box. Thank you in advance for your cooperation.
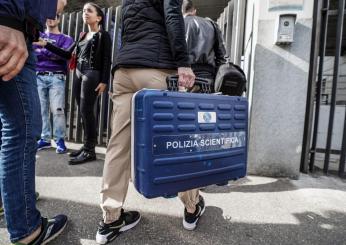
[75,69,100,152]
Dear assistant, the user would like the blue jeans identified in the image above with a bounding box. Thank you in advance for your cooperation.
[0,121,2,208]
[37,74,66,141]
[0,48,42,242]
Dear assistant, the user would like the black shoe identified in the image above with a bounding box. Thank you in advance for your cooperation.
[183,196,205,231]
[27,215,68,245]
[68,150,96,165]
[69,146,85,158]
[95,209,141,244]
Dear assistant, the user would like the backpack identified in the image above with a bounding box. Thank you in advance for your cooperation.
[214,61,247,96]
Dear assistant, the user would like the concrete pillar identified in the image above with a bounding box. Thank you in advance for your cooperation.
[246,0,314,178]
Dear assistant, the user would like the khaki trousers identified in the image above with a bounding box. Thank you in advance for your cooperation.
[100,68,200,223]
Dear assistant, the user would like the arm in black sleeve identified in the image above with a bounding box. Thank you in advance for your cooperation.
[0,1,25,32]
[0,1,57,33]
[213,22,227,68]
[45,42,76,60]
[100,31,112,84]
[163,0,190,67]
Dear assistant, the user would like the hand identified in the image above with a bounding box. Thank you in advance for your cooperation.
[177,67,195,88]
[95,83,107,96]
[0,25,28,82]
[32,38,47,47]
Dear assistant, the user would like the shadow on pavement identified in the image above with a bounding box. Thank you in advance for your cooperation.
[1,198,346,245]
[36,150,346,195]
[201,177,298,194]
[36,149,104,177]
[200,175,346,194]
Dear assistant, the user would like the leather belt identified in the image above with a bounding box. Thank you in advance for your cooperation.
[36,71,66,76]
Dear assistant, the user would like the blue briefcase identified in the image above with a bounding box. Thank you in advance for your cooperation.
[131,76,248,198]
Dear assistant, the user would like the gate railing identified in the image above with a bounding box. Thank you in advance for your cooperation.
[301,0,346,177]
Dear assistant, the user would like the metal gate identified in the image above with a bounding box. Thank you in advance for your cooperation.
[301,0,346,176]
[217,0,246,66]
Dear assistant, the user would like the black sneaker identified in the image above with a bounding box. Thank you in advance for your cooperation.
[183,196,205,231]
[21,215,68,245]
[69,146,85,158]
[68,150,96,165]
[96,209,141,244]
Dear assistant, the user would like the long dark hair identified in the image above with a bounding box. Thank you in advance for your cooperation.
[85,2,105,29]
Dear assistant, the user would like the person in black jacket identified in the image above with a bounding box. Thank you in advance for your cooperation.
[182,0,226,89]
[96,0,198,244]
[35,2,112,164]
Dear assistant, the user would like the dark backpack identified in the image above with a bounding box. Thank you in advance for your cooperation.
[215,62,247,96]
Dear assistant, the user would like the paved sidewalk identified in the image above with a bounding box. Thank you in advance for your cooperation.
[1,147,346,245]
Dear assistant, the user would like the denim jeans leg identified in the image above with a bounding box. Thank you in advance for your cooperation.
[37,75,51,141]
[0,120,1,207]
[49,75,66,141]
[0,50,42,242]
[0,119,2,146]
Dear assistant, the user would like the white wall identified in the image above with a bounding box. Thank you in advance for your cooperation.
[245,0,314,178]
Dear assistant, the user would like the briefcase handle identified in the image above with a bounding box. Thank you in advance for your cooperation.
[166,75,212,93]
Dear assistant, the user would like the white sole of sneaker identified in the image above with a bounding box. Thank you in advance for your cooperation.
[41,220,68,245]
[183,206,206,231]
[96,233,112,245]
[96,215,141,244]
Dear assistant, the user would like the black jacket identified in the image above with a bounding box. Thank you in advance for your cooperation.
[115,0,190,70]
[0,0,56,39]
[184,15,226,78]
[46,30,112,84]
